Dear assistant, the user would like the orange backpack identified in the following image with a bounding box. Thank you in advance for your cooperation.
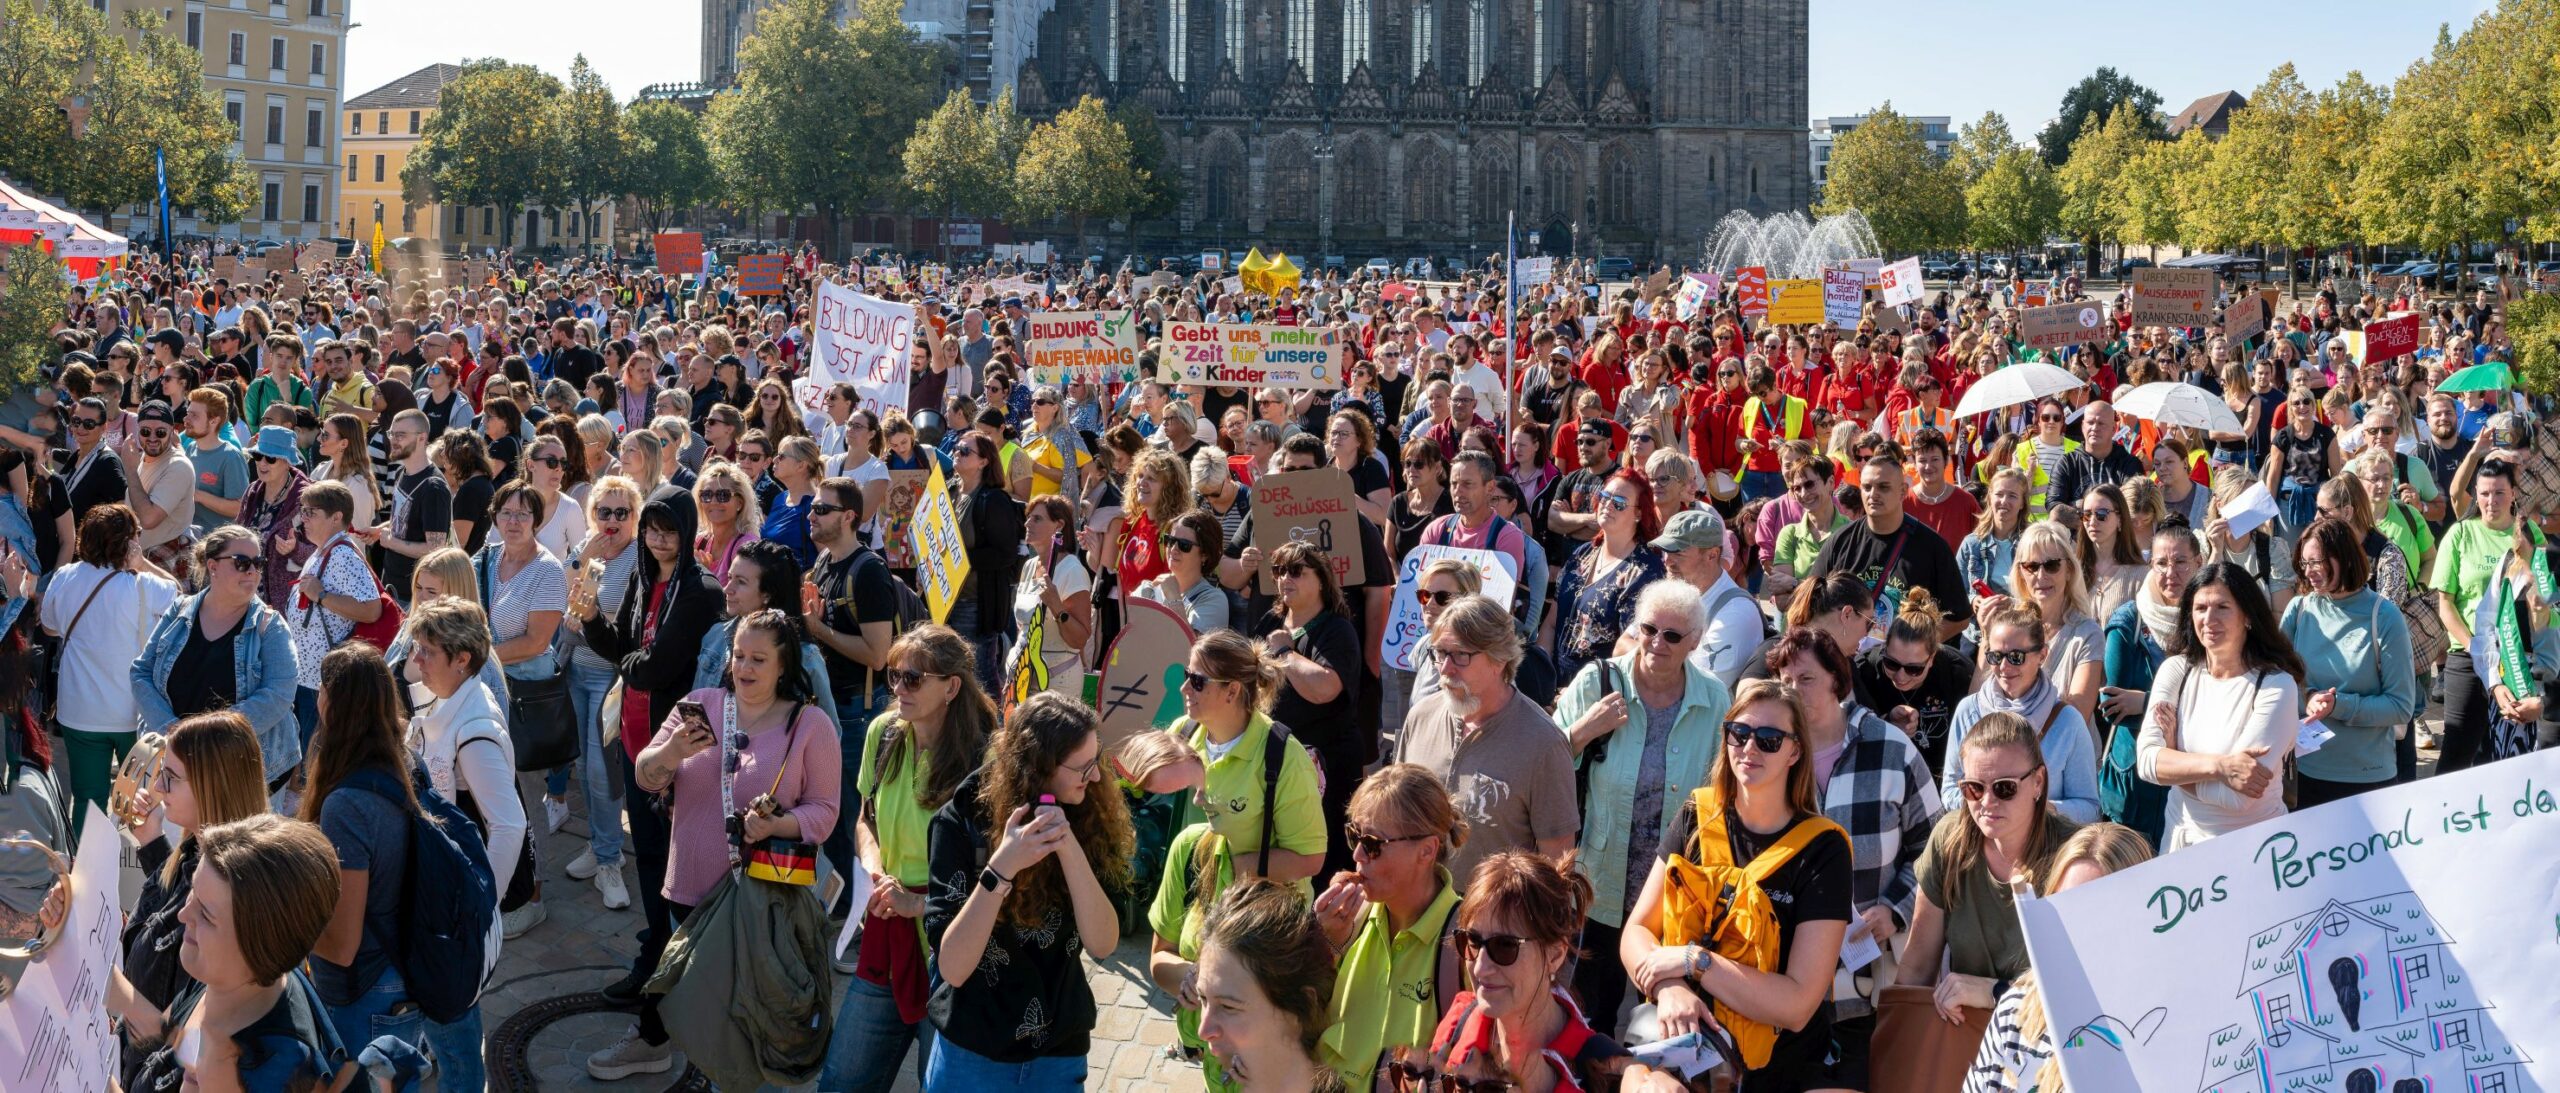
[1658,787,1844,1070]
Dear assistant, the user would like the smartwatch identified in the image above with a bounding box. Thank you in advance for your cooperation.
[978,867,1012,893]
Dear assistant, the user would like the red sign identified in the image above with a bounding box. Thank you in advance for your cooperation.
[738,253,787,295]
[654,232,704,276]
[1379,281,1418,303]
[2362,313,2420,363]
[1736,266,1769,318]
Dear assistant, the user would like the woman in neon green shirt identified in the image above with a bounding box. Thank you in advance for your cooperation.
[1309,764,1468,1092]
[2430,459,2552,774]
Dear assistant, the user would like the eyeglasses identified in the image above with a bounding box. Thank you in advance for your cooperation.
[1344,824,1435,858]
[886,667,948,692]
[2018,557,2067,576]
[1163,536,1198,554]
[151,766,189,794]
[213,552,262,573]
[810,502,848,517]
[591,505,632,522]
[1415,588,1459,607]
[1723,720,1796,753]
[494,508,536,524]
[1576,435,1606,446]
[699,489,738,504]
[1432,645,1480,668]
[1032,397,1056,406]
[1637,621,1689,646]
[1453,929,1528,967]
[740,451,771,463]
[1959,772,2042,803]
[1879,653,1929,677]
[1983,645,2045,667]
[1180,667,1222,692]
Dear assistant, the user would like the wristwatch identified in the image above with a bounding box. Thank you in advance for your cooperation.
[978,866,1012,893]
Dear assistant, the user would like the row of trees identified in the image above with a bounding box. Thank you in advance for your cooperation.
[0,0,253,224]
[1820,0,2560,271]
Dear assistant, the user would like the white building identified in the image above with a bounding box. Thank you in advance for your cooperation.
[1809,113,1952,194]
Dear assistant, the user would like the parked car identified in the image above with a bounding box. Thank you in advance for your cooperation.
[1594,256,1636,280]
[240,239,288,257]
[2112,257,2154,278]
[1363,257,1393,275]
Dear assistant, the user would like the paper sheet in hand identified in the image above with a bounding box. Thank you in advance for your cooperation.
[2295,719,2334,756]
[1839,919,1884,972]
[2220,482,2280,539]
[1630,1032,1725,1078]
[832,866,874,961]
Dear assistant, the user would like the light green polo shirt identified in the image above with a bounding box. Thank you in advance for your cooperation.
[1149,823,1239,1092]
[1319,869,1461,1092]
[1177,711,1327,866]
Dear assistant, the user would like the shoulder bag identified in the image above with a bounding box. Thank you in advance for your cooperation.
[478,547,577,771]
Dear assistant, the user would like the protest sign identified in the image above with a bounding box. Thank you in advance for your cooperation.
[1160,322,1347,390]
[2221,293,2267,342]
[1877,257,1924,307]
[2022,288,2050,307]
[1515,256,1555,287]
[1675,274,1716,322]
[1146,270,1178,292]
[1846,257,1884,280]
[1093,597,1196,756]
[2020,301,2110,349]
[1380,546,1519,671]
[907,462,965,622]
[1248,467,1367,593]
[280,272,307,300]
[654,232,704,276]
[1642,268,1674,299]
[984,275,1041,301]
[2128,267,2215,325]
[2373,274,2409,297]
[738,253,787,295]
[1765,277,1824,325]
[298,244,329,273]
[2019,748,2560,1093]
[2362,312,2420,363]
[1822,268,1866,329]
[1218,275,1244,296]
[211,255,238,281]
[879,469,930,568]
[1872,305,1908,333]
[261,246,294,272]
[1200,251,1224,270]
[1024,310,1142,386]
[799,278,914,418]
[0,809,120,1092]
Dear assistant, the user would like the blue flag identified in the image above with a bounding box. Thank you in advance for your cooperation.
[154,146,171,260]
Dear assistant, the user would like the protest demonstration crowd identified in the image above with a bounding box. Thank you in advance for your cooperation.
[0,236,2549,1093]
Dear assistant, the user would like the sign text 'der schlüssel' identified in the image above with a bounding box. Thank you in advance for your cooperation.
[1162,322,1347,390]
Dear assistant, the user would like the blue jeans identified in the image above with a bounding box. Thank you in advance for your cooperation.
[294,685,321,755]
[541,659,626,866]
[947,594,1009,695]
[820,973,937,1093]
[2280,479,2321,536]
[1742,468,1785,502]
[324,964,425,1080]
[922,1038,1083,1091]
[423,1005,486,1093]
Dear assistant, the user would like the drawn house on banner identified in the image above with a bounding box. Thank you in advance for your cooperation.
[2194,892,2535,1093]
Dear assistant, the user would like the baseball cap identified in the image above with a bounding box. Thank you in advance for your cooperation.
[137,400,178,426]
[1652,508,1727,553]
[1577,418,1613,440]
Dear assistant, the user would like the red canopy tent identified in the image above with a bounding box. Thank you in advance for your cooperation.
[0,178,127,281]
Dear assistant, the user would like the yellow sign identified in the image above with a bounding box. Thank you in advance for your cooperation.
[907,461,967,623]
[1766,278,1825,325]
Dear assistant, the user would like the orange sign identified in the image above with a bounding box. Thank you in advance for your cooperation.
[655,232,704,276]
[738,253,787,295]
[1736,266,1769,318]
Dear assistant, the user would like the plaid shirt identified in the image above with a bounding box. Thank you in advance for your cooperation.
[1818,704,1944,1020]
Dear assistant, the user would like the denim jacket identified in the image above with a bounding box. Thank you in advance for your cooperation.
[132,592,299,776]
[693,617,842,730]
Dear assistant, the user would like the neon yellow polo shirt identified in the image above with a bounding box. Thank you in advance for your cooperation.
[1177,711,1327,868]
[1149,823,1240,1092]
[856,710,935,887]
[1320,868,1461,1091]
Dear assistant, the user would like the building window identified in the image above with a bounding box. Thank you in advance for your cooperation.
[269,37,285,71]
[378,111,388,133]
[346,154,357,181]
[2405,954,2432,983]
[1285,0,1312,74]
[265,104,284,145]
[310,0,327,14]
[228,32,244,66]
[454,206,467,235]
[2442,1019,2472,1049]
[1102,0,1119,82]
[305,106,322,147]
[1531,0,1544,79]
[374,155,384,182]
[2482,1075,2510,1093]
[1223,0,1245,79]
[569,210,581,236]
[482,207,493,234]
[2265,995,2294,1028]
[1165,0,1187,82]
[1409,0,1433,78]
[1342,0,1369,74]
[408,110,420,134]
[1464,0,1488,85]
[351,113,363,135]
[226,101,244,136]
[262,183,280,222]
[185,11,201,48]
[302,184,319,223]
[310,43,326,76]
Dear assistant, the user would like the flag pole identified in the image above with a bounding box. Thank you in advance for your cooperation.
[1502,210,1516,401]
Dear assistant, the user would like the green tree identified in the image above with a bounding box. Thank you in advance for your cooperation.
[903,90,1011,221]
[621,100,713,236]
[1815,103,1963,255]
[1111,100,1181,221]
[0,0,81,198]
[1964,148,2061,255]
[2115,129,2213,248]
[706,0,937,254]
[2510,292,2560,396]
[0,245,64,396]
[2056,106,2153,272]
[551,55,625,254]
[1946,111,2017,189]
[2037,67,2165,165]
[0,2,251,224]
[1012,96,1143,246]
[404,59,564,247]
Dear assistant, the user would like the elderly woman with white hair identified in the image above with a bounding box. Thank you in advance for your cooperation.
[1012,382,1093,502]
[1552,578,1732,1035]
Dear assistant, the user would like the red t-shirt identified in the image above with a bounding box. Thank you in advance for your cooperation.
[1118,511,1171,590]
[1905,482,1982,547]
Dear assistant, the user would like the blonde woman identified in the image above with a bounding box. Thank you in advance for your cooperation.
[312,412,382,531]
[1985,519,2106,737]
[692,460,763,585]
[2203,464,2297,614]
[576,413,620,484]
[1961,823,2153,1093]
[1115,448,1192,598]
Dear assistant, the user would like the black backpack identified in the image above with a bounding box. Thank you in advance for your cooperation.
[846,545,931,695]
[343,765,499,1025]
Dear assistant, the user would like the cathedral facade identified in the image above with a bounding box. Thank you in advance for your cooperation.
[1018,0,1810,262]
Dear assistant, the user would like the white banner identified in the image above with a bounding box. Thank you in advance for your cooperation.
[798,279,914,418]
[1024,310,1143,386]
[2020,748,2560,1093]
[1514,256,1555,288]
[1379,545,1518,671]
[1878,256,1924,307]
[0,808,120,1092]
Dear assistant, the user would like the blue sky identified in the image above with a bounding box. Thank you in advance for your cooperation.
[1808,0,2497,133]
[346,0,2498,133]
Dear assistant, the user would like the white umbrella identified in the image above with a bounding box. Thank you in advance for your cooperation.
[1951,362,2084,419]
[2114,381,2243,434]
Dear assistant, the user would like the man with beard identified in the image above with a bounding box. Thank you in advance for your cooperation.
[1391,594,1577,884]
[368,408,451,602]
[123,400,199,582]
[182,388,248,533]
[313,339,375,427]
[2416,392,2472,535]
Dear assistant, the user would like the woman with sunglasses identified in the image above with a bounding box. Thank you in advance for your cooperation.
[238,425,312,610]
[2202,464,2298,614]
[1136,507,1229,633]
[1550,468,1668,690]
[1767,457,1847,602]
[816,625,991,1092]
[1166,630,1328,885]
[2136,560,2305,848]
[951,433,1026,692]
[1942,598,2102,821]
[923,692,1128,1090]
[2265,383,2342,535]
[1617,677,1849,1088]
[1984,520,2107,732]
[1012,384,1093,505]
[133,526,300,798]
[2076,483,2149,623]
[690,460,762,587]
[745,377,808,443]
[2011,399,2078,518]
[1898,711,2078,1026]
[1553,581,1729,1037]
[1292,765,1471,1089]
[1854,589,1972,773]
[311,412,383,533]
[759,434,824,571]
[1401,851,1628,1093]
[522,432,590,559]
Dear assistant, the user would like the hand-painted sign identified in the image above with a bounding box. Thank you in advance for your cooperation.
[1247,467,1367,592]
[1380,546,1519,671]
[1025,310,1142,386]
[1160,322,1347,390]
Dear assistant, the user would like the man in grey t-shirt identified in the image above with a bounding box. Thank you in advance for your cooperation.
[1394,596,1579,886]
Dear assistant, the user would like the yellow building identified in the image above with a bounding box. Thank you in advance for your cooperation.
[84,0,352,245]
[340,62,456,251]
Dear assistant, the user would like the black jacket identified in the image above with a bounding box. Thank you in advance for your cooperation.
[958,483,1024,620]
[584,494,723,733]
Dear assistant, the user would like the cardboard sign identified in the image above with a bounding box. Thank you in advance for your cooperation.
[1160,322,1347,390]
[738,253,788,296]
[2373,274,2409,297]
[298,244,330,273]
[2020,300,2111,349]
[1380,545,1520,671]
[1765,278,1825,325]
[1642,268,1674,299]
[2361,312,2421,363]
[984,275,1041,302]
[799,279,914,419]
[1247,467,1367,593]
[654,231,704,275]
[1199,251,1224,271]
[2018,747,2560,1093]
[261,247,295,272]
[1025,310,1142,386]
[1877,256,1924,307]
[1093,597,1197,757]
[907,461,965,623]
[878,468,930,568]
[1823,268,1866,329]
[0,809,121,1091]
[280,272,307,299]
[1736,266,1769,317]
[2128,267,2216,325]
[1146,270,1178,292]
[2221,293,2267,342]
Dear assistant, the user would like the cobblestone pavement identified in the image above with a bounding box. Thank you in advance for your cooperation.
[480,771,1206,1092]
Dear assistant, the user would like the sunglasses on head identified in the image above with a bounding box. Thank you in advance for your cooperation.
[1959,771,2041,803]
[1453,929,1529,967]
[1723,720,1795,753]
[885,667,947,691]
[1983,644,2045,667]
[1344,824,1434,858]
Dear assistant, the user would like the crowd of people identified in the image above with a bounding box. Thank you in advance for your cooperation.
[0,241,2547,1093]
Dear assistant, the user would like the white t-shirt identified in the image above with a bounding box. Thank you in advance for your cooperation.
[1009,553,1092,694]
[1691,572,1767,679]
[41,563,179,734]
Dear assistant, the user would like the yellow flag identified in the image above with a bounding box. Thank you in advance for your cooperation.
[369,221,386,273]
